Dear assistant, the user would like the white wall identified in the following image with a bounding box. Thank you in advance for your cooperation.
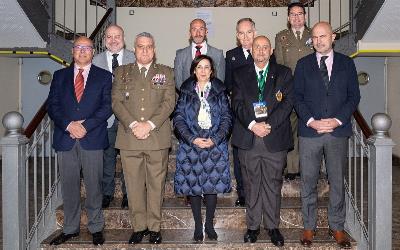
[117,3,348,66]
[387,57,400,156]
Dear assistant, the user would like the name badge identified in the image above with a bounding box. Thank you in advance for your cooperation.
[253,101,268,118]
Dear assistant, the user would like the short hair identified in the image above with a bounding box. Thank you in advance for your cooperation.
[134,32,155,47]
[189,55,215,81]
[236,18,256,32]
[288,2,306,16]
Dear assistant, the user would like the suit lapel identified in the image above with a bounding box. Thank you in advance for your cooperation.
[66,66,77,102]
[329,52,340,87]
[246,66,259,102]
[264,63,278,111]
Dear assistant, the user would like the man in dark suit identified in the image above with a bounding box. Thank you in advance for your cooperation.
[47,36,112,246]
[294,22,360,248]
[93,24,135,209]
[174,18,225,90]
[225,17,256,207]
[232,35,293,247]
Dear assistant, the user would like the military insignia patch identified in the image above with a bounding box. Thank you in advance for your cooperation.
[151,74,166,85]
[231,56,236,61]
[276,90,283,102]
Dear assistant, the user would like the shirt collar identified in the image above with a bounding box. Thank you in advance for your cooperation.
[74,63,91,72]
[254,62,269,73]
[192,41,207,49]
[106,49,123,58]
[292,26,305,37]
[137,62,152,71]
[316,49,334,62]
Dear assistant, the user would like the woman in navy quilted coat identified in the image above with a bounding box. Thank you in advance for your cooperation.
[174,55,232,242]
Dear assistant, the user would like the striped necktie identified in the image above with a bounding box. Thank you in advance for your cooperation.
[74,68,84,102]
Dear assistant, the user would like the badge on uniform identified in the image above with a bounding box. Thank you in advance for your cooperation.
[253,101,268,118]
[305,38,313,47]
[151,74,166,85]
[231,56,236,61]
[275,90,283,102]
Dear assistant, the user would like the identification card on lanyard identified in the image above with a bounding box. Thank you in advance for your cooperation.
[253,65,269,118]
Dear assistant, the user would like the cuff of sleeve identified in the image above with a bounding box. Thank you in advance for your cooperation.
[129,121,138,129]
[306,117,315,127]
[147,120,156,130]
[248,120,256,130]
[334,118,342,126]
[66,122,73,131]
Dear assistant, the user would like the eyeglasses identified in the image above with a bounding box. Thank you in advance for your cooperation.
[289,12,305,17]
[73,45,93,52]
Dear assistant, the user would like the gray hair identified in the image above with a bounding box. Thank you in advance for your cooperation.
[236,18,256,32]
[134,32,155,47]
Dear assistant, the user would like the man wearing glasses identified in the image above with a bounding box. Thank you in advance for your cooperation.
[274,2,314,181]
[47,36,112,246]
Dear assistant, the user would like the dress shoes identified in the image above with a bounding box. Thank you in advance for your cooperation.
[300,229,315,247]
[268,228,284,247]
[102,195,113,208]
[128,229,149,244]
[121,194,129,208]
[205,227,218,240]
[92,231,105,245]
[193,230,204,242]
[184,196,191,206]
[244,228,260,243]
[235,196,246,207]
[49,232,79,245]
[149,231,162,244]
[285,172,300,181]
[329,229,351,249]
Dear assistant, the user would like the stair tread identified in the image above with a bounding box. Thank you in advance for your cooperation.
[41,228,355,248]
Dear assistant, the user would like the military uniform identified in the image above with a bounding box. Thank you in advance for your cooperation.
[112,62,175,232]
[274,27,314,176]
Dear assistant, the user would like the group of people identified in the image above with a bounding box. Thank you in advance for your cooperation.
[47,2,360,248]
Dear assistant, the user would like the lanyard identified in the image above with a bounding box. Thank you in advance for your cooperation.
[257,65,269,102]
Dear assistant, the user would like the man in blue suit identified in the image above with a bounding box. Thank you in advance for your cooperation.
[47,36,113,246]
[225,17,256,207]
[294,22,360,248]
[93,24,135,209]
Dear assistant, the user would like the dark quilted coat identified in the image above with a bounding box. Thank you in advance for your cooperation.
[173,78,232,196]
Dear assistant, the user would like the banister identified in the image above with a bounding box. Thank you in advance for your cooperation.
[89,8,113,40]
[353,109,373,138]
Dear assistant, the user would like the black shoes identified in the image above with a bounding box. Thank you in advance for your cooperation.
[121,194,129,208]
[149,231,162,244]
[244,228,260,243]
[102,195,113,208]
[235,196,246,207]
[92,231,105,245]
[285,172,300,181]
[193,230,204,242]
[205,227,218,240]
[128,229,149,244]
[49,232,79,245]
[268,228,284,247]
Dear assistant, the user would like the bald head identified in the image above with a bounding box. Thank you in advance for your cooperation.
[311,21,336,55]
[72,36,94,67]
[252,36,273,68]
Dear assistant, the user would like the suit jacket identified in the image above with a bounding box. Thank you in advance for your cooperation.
[294,52,361,138]
[225,46,254,92]
[47,65,113,151]
[274,27,314,73]
[92,49,135,72]
[231,62,294,152]
[174,44,225,90]
[112,62,175,151]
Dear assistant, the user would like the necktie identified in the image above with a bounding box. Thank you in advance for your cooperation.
[319,56,329,88]
[258,70,265,101]
[247,49,253,60]
[296,30,301,41]
[112,53,119,71]
[195,45,202,57]
[140,66,147,79]
[74,68,84,102]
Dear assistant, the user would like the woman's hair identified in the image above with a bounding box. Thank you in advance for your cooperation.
[189,54,215,81]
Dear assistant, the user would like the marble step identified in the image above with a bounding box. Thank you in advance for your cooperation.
[80,176,330,199]
[40,228,356,249]
[56,197,329,230]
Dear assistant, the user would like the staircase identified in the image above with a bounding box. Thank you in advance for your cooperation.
[39,137,356,249]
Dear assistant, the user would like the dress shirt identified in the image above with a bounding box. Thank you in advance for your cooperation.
[73,63,91,88]
[242,47,251,59]
[191,41,208,59]
[106,50,124,72]
[292,26,305,40]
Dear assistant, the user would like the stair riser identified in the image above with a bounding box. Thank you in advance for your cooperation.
[56,207,329,230]
[80,178,330,199]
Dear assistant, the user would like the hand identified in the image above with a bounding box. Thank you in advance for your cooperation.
[132,122,152,140]
[251,122,271,137]
[67,121,87,139]
[309,119,339,134]
[193,138,214,148]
